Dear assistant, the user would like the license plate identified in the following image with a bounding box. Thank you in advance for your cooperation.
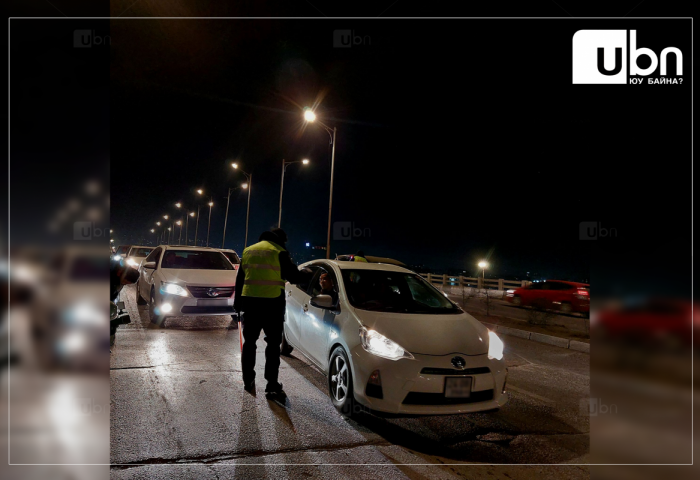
[444,377,472,398]
[197,299,229,307]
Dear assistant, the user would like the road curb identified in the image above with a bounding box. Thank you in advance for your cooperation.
[481,322,589,354]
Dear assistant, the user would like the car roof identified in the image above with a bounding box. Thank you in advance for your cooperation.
[218,248,238,253]
[159,245,223,251]
[307,259,414,274]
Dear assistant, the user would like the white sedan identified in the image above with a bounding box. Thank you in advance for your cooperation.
[282,260,508,416]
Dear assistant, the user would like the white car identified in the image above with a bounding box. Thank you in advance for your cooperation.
[218,248,241,269]
[123,245,154,270]
[136,245,237,324]
[282,260,508,416]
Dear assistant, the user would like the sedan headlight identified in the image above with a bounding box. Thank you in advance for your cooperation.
[488,330,504,360]
[160,283,188,297]
[359,326,414,361]
[126,258,139,268]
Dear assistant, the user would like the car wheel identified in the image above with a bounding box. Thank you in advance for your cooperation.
[136,282,147,305]
[280,330,294,356]
[512,295,521,306]
[149,287,163,325]
[559,302,573,314]
[328,347,356,417]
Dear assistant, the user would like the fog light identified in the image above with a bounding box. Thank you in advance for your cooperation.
[161,303,173,313]
[366,370,383,399]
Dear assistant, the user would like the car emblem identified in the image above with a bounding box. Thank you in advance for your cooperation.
[451,356,466,369]
[206,288,221,297]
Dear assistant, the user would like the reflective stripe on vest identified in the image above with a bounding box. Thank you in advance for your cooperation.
[241,240,286,298]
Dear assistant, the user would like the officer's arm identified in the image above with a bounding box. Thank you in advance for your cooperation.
[233,264,245,310]
[279,251,311,284]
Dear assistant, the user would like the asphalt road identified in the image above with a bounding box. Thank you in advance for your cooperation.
[109,284,590,479]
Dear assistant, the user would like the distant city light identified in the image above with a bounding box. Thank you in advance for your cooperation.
[306,242,310,247]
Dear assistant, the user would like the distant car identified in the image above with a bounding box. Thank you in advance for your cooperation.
[124,245,154,270]
[218,249,241,269]
[136,245,237,324]
[505,280,589,314]
[282,260,507,416]
[335,254,407,267]
[113,245,132,259]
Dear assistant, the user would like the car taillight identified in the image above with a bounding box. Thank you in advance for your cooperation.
[577,290,589,296]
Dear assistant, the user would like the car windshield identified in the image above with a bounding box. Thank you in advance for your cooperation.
[222,251,240,264]
[341,269,461,314]
[129,248,153,257]
[160,250,234,270]
[116,246,130,255]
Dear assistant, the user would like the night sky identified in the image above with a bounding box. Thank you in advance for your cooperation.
[105,19,691,283]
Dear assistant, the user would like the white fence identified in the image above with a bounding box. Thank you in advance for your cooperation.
[420,273,529,293]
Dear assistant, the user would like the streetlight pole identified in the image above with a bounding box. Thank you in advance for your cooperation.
[177,220,182,244]
[231,163,252,248]
[302,107,336,259]
[206,198,213,247]
[194,188,204,246]
[278,158,310,228]
[186,212,194,246]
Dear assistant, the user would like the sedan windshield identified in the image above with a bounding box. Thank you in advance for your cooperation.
[129,248,153,257]
[161,250,234,270]
[341,270,461,314]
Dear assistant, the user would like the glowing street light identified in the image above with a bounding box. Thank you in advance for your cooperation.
[206,199,214,247]
[278,158,311,228]
[478,261,489,287]
[302,107,336,259]
[231,163,252,247]
[222,182,248,249]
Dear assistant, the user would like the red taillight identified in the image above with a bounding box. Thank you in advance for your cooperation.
[577,289,589,296]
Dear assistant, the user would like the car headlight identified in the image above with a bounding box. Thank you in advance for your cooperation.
[359,326,414,361]
[488,331,504,360]
[126,258,139,268]
[160,283,188,297]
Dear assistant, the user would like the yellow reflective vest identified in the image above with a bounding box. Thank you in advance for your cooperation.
[354,256,368,262]
[240,240,286,298]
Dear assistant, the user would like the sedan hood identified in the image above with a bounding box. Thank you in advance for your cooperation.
[354,309,489,356]
[160,269,237,286]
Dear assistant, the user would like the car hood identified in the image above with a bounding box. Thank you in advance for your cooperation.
[160,269,237,286]
[353,309,490,356]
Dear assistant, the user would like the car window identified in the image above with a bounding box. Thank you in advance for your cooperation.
[549,282,571,291]
[129,247,153,257]
[309,266,339,300]
[295,265,320,293]
[116,245,130,256]
[529,282,543,290]
[160,250,234,270]
[222,251,241,264]
[144,247,162,264]
[341,269,460,314]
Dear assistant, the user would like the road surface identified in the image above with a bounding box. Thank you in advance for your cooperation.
[109,284,590,479]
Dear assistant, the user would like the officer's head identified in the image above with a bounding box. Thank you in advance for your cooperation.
[356,250,365,258]
[269,227,288,245]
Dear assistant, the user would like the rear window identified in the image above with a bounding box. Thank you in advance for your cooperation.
[116,246,130,256]
[129,248,153,257]
[222,251,240,265]
[161,250,234,270]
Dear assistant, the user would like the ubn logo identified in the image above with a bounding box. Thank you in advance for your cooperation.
[579,222,617,241]
[573,30,682,84]
[74,30,111,48]
[333,30,371,48]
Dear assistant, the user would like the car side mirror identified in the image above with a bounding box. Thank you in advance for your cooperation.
[310,294,335,309]
[143,261,156,270]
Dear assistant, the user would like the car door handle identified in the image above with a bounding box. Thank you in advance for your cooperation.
[287,290,292,297]
[303,304,309,313]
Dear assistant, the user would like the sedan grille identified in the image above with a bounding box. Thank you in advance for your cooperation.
[186,286,235,299]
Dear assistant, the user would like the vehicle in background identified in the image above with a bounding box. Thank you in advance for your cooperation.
[335,254,407,267]
[505,280,590,314]
[218,248,241,269]
[113,245,131,259]
[282,260,507,416]
[124,245,154,270]
[136,245,237,325]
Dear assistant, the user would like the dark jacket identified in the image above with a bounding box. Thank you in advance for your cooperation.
[234,231,309,311]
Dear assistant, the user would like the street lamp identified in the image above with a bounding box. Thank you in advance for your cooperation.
[176,220,182,244]
[206,199,214,247]
[478,261,488,286]
[278,158,310,228]
[186,212,195,246]
[302,107,337,259]
[194,188,204,246]
[231,163,252,248]
[222,183,247,249]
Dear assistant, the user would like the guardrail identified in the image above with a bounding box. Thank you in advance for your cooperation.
[419,273,529,291]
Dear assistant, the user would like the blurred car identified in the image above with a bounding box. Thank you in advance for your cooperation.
[113,244,131,259]
[282,260,507,416]
[218,248,241,269]
[505,280,590,314]
[136,245,237,324]
[124,245,154,270]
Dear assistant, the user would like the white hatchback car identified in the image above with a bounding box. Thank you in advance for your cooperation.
[282,260,508,416]
[136,246,237,323]
[124,245,154,270]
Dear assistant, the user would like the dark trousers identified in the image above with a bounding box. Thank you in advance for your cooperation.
[240,296,285,387]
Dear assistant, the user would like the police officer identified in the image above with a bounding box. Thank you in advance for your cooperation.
[354,250,368,262]
[234,228,309,399]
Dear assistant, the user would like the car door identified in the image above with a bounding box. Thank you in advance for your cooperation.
[300,264,338,367]
[285,264,320,350]
[519,283,538,305]
[139,247,162,297]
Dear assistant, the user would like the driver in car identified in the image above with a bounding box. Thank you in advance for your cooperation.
[318,272,338,304]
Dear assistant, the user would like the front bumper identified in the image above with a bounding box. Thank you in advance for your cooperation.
[350,346,508,415]
[157,291,235,316]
